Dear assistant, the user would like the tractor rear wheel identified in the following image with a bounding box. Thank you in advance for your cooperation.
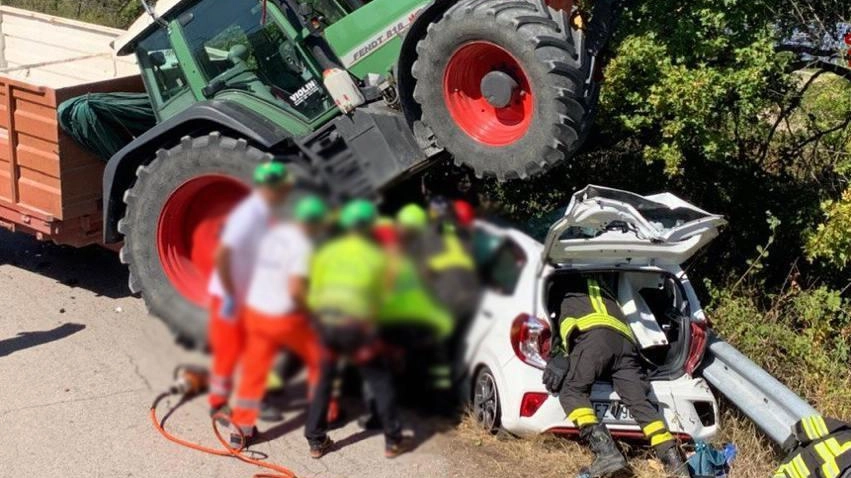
[118,133,269,347]
[412,0,596,180]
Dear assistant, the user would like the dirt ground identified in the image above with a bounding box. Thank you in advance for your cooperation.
[0,230,777,477]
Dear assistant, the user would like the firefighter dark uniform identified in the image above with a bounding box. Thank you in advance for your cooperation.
[419,224,480,320]
[774,415,851,478]
[543,276,688,478]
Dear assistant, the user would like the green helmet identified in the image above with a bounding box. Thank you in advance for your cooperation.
[339,199,377,229]
[253,161,292,186]
[396,203,428,230]
[294,195,328,223]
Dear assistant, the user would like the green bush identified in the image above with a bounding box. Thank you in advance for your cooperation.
[707,280,851,417]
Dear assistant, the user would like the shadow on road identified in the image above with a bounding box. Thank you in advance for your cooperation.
[0,230,130,299]
[0,322,86,357]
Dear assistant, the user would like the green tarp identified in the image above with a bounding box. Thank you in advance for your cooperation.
[58,92,157,160]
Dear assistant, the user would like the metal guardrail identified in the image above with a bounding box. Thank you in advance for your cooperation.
[700,333,818,451]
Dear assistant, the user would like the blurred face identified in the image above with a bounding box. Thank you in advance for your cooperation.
[257,182,292,206]
[302,220,327,240]
[397,225,421,243]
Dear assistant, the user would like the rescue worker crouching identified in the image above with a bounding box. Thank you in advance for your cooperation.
[228,195,329,444]
[542,274,689,478]
[304,199,411,459]
[207,161,293,417]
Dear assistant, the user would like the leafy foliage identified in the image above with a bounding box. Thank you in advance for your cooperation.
[3,0,142,28]
[806,187,851,267]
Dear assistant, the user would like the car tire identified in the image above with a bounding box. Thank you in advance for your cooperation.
[472,366,502,434]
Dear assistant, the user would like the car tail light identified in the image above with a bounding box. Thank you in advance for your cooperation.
[520,392,548,417]
[510,313,551,369]
[684,320,708,375]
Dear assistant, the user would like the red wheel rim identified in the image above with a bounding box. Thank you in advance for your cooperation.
[443,41,534,147]
[157,175,249,307]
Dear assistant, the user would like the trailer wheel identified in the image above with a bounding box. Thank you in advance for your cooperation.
[412,0,595,180]
[118,133,269,348]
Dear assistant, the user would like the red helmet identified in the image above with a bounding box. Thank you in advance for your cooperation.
[453,200,475,227]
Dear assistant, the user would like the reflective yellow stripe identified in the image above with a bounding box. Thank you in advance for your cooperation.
[650,431,674,447]
[812,415,830,438]
[803,415,829,440]
[815,441,841,478]
[779,461,804,478]
[428,233,474,271]
[587,279,608,314]
[559,313,634,347]
[559,279,634,352]
[801,417,818,440]
[792,455,811,478]
[642,420,667,438]
[568,407,598,427]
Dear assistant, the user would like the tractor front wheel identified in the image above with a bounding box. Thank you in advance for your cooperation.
[118,133,269,347]
[412,0,595,180]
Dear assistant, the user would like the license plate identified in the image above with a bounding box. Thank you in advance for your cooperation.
[592,401,635,423]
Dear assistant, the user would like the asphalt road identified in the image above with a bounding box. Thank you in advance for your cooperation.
[0,230,488,478]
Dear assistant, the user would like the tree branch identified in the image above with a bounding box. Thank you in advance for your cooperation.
[757,68,828,165]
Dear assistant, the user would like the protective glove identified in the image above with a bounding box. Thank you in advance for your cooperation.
[219,295,237,319]
[542,354,570,395]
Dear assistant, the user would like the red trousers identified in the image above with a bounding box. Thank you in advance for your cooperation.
[232,307,322,433]
[208,296,245,409]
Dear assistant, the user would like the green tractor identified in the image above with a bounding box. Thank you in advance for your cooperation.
[104,0,619,345]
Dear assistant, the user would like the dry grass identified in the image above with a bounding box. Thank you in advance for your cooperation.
[448,405,785,478]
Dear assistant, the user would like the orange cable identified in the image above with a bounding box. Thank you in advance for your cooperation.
[150,392,298,478]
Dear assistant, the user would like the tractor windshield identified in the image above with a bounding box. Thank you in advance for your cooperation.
[180,0,333,119]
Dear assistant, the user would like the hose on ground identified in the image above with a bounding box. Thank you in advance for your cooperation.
[150,391,298,478]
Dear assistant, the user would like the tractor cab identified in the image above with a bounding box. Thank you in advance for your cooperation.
[117,0,343,124]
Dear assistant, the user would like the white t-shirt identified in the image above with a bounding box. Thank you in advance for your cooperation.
[208,192,271,303]
[245,223,313,316]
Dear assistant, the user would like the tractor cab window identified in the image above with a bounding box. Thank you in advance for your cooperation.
[180,0,333,119]
[136,28,190,107]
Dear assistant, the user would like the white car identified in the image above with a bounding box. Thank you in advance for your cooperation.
[461,185,725,442]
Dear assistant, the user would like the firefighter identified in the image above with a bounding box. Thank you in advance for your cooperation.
[774,414,851,478]
[207,161,293,416]
[403,199,480,321]
[228,195,328,444]
[542,274,689,478]
[354,208,456,429]
[392,204,455,398]
[304,199,410,459]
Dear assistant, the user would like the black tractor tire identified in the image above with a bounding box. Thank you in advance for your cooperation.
[118,133,270,348]
[412,0,597,180]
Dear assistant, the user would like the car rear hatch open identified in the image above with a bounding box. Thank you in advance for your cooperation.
[541,185,727,267]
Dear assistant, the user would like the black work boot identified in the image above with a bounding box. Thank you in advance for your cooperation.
[309,436,334,459]
[580,424,630,478]
[656,445,690,478]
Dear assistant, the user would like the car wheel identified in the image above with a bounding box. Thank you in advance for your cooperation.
[472,366,501,433]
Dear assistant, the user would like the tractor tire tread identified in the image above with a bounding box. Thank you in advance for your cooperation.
[411,0,599,179]
[118,132,268,349]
